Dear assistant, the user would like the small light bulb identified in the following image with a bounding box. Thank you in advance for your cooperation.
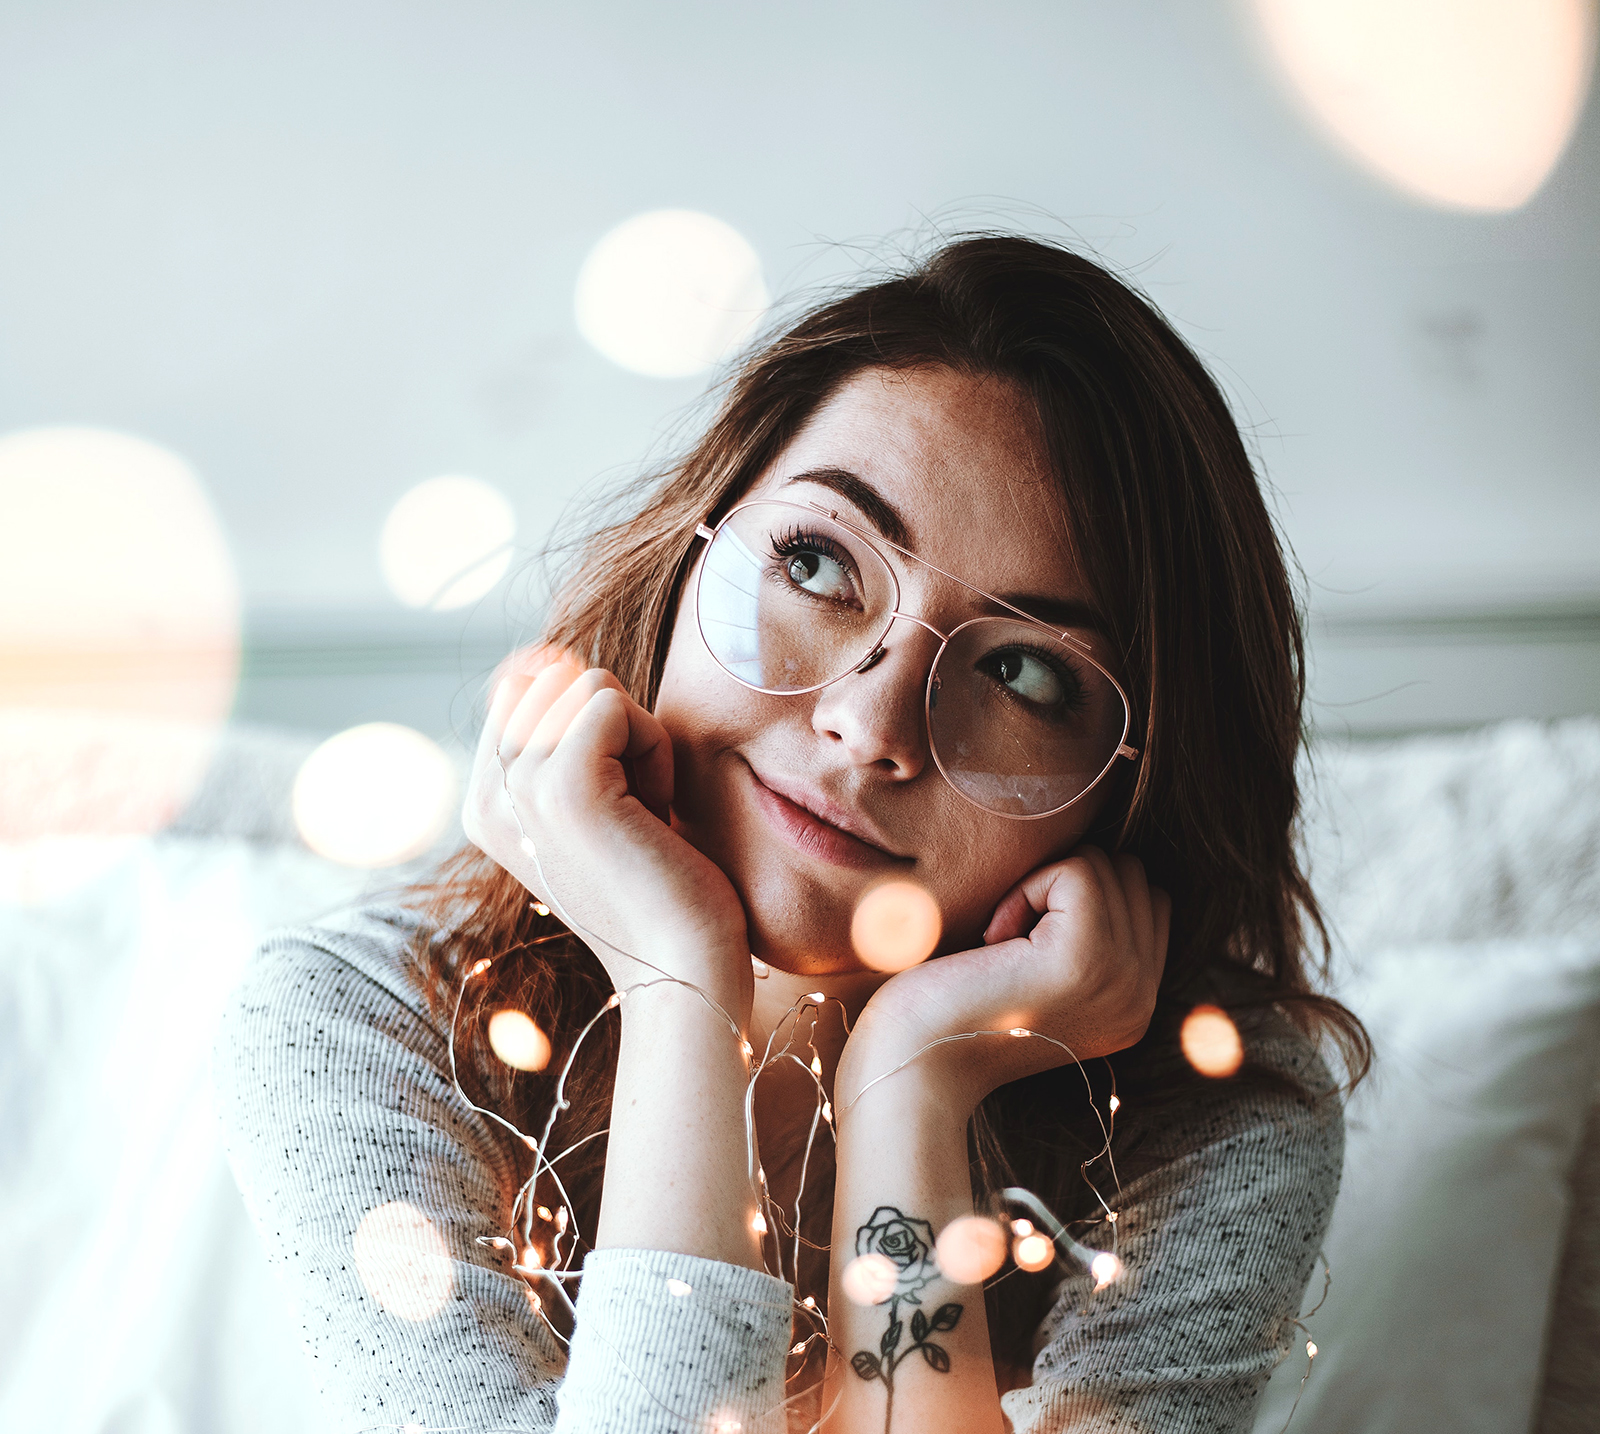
[1307,1340,1319,1359]
[605,993,621,1010]
[531,901,551,917]
[810,1054,823,1076]
[802,1295,817,1309]
[752,1211,768,1235]
[536,1205,553,1221]
[791,1341,807,1355]
[529,1292,542,1311]
[1008,1027,1029,1037]
[666,1278,693,1297]
[1090,1251,1123,1288]
[469,958,491,977]
[1011,1218,1034,1236]
[1107,1210,1118,1223]
[741,1039,754,1058]
[1013,1231,1055,1273]
[554,1207,568,1232]
[807,991,826,1004]
[520,1245,542,1268]
[519,837,538,859]
[822,1100,834,1123]
[757,1165,767,1185]
[1108,1094,1121,1113]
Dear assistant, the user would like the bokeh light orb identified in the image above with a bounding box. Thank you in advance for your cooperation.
[0,427,240,845]
[574,210,769,379]
[935,1216,1009,1285]
[1180,1004,1244,1079]
[1252,0,1597,212]
[1013,1231,1056,1273]
[380,474,516,611]
[352,1201,454,1321]
[850,880,942,972]
[840,1252,899,1306]
[292,722,457,867]
[487,1009,552,1072]
[1090,1251,1124,1289]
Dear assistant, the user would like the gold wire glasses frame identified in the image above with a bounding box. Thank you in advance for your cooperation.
[691,497,1141,820]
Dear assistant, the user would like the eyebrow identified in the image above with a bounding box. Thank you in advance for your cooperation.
[779,467,915,549]
[993,592,1106,634]
[779,466,1106,635]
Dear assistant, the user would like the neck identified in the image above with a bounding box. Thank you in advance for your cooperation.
[747,959,888,1095]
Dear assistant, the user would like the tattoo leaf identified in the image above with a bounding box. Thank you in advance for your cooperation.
[920,1341,951,1373]
[881,1319,902,1359]
[850,1351,882,1382]
[910,1309,927,1343]
[927,1302,963,1333]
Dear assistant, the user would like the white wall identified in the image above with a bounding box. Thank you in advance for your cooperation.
[2,0,1596,738]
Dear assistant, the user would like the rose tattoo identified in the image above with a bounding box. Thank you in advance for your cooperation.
[848,1206,963,1431]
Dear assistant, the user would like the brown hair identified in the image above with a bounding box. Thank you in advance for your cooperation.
[408,234,1368,1373]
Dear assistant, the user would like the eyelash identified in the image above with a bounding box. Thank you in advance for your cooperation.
[771,525,853,564]
[985,643,1088,717]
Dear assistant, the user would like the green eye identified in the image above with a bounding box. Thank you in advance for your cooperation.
[979,648,1070,707]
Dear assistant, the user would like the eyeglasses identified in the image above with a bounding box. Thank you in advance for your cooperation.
[692,498,1139,819]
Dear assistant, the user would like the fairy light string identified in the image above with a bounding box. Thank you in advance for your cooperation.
[406,745,1328,1431]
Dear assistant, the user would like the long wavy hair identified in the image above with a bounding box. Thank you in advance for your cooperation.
[406,234,1369,1380]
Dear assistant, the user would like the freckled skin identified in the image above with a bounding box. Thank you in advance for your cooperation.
[654,366,1116,977]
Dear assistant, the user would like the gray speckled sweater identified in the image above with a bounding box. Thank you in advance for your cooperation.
[213,905,1343,1434]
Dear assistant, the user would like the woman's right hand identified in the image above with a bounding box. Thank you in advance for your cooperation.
[463,647,752,1016]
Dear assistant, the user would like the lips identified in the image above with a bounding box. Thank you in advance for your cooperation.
[744,763,909,871]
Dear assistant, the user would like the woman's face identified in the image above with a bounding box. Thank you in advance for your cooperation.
[655,365,1119,976]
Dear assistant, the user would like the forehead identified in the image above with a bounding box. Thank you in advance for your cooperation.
[747,366,1082,598]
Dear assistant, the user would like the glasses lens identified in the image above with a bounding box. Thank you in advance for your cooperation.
[697,502,896,692]
[929,619,1128,817]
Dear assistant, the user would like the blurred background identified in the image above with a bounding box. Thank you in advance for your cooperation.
[3,6,1599,1434]
[4,2,1598,802]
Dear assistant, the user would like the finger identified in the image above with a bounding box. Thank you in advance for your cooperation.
[560,686,675,820]
[487,660,580,767]
[1112,852,1154,959]
[1151,886,1172,972]
[528,668,626,759]
[502,660,588,759]
[983,857,1095,944]
[1075,845,1133,952]
[483,645,576,744]
[983,883,1038,944]
[490,642,567,706]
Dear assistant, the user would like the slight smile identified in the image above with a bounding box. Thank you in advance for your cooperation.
[743,762,911,872]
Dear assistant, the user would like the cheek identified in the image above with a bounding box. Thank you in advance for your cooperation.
[918,805,1096,947]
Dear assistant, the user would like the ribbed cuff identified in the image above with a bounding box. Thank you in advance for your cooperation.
[553,1248,794,1433]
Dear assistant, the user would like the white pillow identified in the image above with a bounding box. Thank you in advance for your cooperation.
[1253,939,1600,1434]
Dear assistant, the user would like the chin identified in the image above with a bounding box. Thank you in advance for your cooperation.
[741,888,860,976]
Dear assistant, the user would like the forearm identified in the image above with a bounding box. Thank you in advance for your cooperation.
[595,981,765,1269]
[824,1077,1006,1434]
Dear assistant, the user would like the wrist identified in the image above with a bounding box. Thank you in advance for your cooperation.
[617,975,747,1042]
[834,1043,982,1131]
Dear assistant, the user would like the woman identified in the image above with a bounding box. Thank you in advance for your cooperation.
[218,235,1367,1434]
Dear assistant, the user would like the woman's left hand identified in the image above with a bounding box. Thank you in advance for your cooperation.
[836,847,1170,1114]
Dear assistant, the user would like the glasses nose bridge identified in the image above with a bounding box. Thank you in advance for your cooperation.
[848,607,947,678]
[886,607,950,644]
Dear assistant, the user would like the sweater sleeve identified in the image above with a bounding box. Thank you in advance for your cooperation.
[213,906,795,1434]
[1001,1020,1345,1434]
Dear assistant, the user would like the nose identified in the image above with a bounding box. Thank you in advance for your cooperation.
[809,619,937,781]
